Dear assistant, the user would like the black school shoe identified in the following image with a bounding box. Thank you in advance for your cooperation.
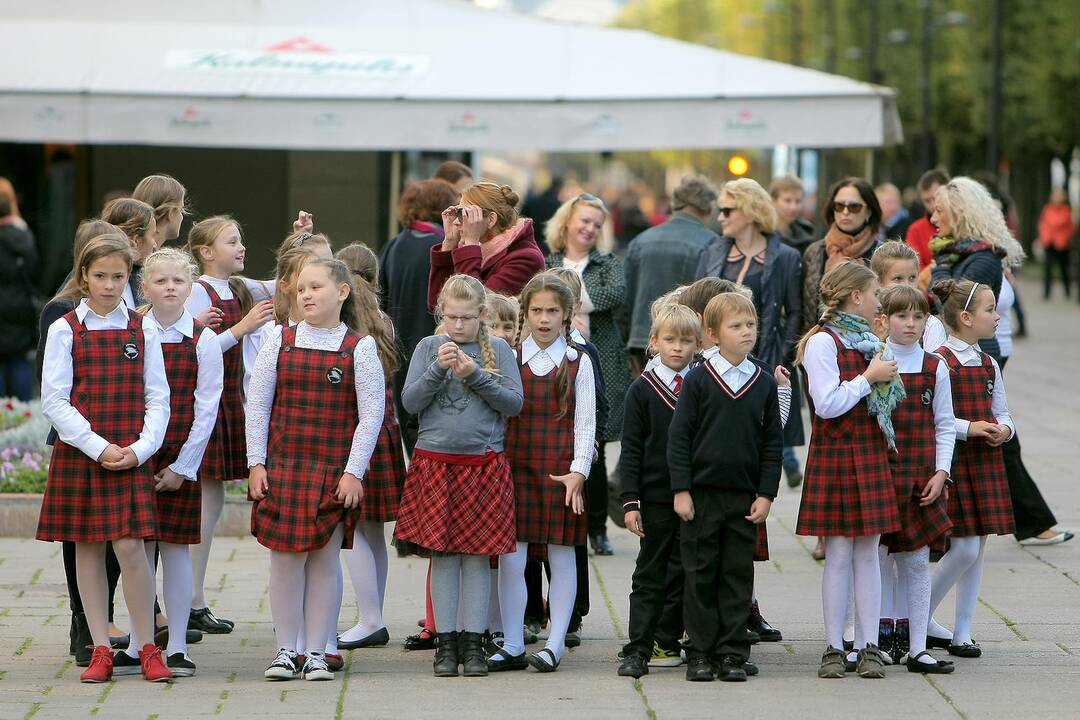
[947,641,981,658]
[166,653,197,677]
[742,658,759,676]
[715,656,748,682]
[338,627,389,650]
[488,646,528,672]
[154,625,204,649]
[617,653,649,678]
[906,651,954,674]
[188,607,234,634]
[748,601,783,642]
[685,656,715,682]
[589,533,614,556]
[926,633,952,649]
[112,650,143,676]
[403,628,436,651]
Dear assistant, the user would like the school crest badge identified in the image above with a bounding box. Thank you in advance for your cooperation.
[327,366,343,385]
[921,388,933,405]
[123,343,139,360]
[985,378,994,396]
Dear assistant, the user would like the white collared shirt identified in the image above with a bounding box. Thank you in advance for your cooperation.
[937,336,1014,441]
[887,339,956,473]
[653,362,689,392]
[802,330,873,419]
[707,353,758,394]
[185,274,275,374]
[922,314,948,354]
[520,334,596,476]
[147,309,225,480]
[41,299,171,464]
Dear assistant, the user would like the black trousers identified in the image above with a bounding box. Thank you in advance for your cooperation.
[1003,431,1058,540]
[623,501,683,658]
[586,444,609,537]
[1043,246,1071,299]
[681,488,756,663]
[62,540,121,620]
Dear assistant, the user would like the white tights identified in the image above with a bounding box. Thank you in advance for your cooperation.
[878,546,910,620]
[139,541,194,657]
[822,536,880,651]
[495,543,576,661]
[190,478,225,609]
[928,535,987,645]
[77,539,155,651]
[337,522,389,643]
[269,525,344,655]
[894,547,935,663]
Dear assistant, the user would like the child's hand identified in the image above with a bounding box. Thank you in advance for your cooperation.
[550,471,586,514]
[985,424,1010,447]
[154,468,186,492]
[292,210,314,234]
[437,341,459,369]
[674,491,694,522]
[746,496,773,524]
[920,471,949,506]
[624,510,644,538]
[966,421,994,439]
[98,444,125,465]
[863,353,897,384]
[234,300,274,338]
[102,446,138,471]
[335,472,364,509]
[451,348,477,379]
[248,465,268,500]
[773,365,791,388]
[195,306,224,329]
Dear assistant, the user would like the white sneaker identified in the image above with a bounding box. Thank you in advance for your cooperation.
[301,653,334,681]
[1019,531,1074,546]
[264,649,300,680]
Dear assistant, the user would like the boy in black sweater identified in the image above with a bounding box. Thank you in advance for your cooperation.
[669,292,783,682]
[616,305,702,679]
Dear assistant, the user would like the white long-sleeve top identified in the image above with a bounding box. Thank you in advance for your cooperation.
[936,336,1014,442]
[650,350,792,425]
[184,274,275,368]
[41,299,171,464]
[922,314,948,353]
[887,339,956,474]
[520,334,596,476]
[245,322,384,479]
[148,309,224,480]
[802,330,872,419]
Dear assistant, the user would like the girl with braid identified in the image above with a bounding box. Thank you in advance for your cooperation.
[795,260,903,680]
[489,274,597,674]
[394,274,524,677]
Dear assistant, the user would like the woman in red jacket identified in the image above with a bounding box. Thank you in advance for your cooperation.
[427,182,545,308]
[1038,189,1075,300]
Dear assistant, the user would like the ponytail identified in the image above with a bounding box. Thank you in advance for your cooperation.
[795,260,877,363]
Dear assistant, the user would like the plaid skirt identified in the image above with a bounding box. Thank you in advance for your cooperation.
[251,460,358,553]
[949,443,1015,537]
[37,442,157,543]
[356,422,406,523]
[881,468,953,553]
[393,451,516,556]
[150,444,202,545]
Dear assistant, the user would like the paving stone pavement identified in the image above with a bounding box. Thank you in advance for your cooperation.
[1,276,1077,719]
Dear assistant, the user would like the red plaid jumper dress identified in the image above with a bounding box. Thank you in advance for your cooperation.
[505,350,588,548]
[935,347,1014,536]
[197,280,247,482]
[150,322,209,545]
[37,312,158,542]
[356,377,406,523]
[796,328,900,537]
[250,326,363,552]
[881,353,953,552]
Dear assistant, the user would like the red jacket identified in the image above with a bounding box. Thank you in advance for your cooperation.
[1038,203,1075,251]
[905,217,935,271]
[427,218,546,308]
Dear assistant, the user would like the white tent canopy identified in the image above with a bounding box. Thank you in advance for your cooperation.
[0,0,902,151]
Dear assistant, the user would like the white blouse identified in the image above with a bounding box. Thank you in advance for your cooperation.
[245,322,384,479]
[520,334,596,476]
[147,309,224,480]
[936,336,1014,442]
[185,274,275,371]
[41,300,170,464]
[922,314,948,353]
[802,331,872,420]
[887,340,956,474]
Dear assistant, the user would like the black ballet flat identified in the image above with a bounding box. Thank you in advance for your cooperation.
[906,651,955,674]
[947,641,981,658]
[926,634,952,650]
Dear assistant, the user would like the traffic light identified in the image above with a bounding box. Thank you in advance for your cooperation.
[728,155,750,176]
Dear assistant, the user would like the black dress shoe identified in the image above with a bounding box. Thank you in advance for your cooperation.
[460,631,489,677]
[742,658,759,676]
[685,656,715,682]
[338,627,389,649]
[947,641,981,658]
[748,601,783,642]
[843,639,854,652]
[109,633,129,650]
[187,628,203,645]
[907,651,955,674]
[716,656,748,682]
[188,607,234,634]
[926,633,952,649]
[403,628,436,651]
[617,653,649,678]
[590,533,614,556]
[488,646,528,672]
[433,632,460,677]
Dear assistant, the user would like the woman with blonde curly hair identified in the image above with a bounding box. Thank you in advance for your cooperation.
[929,176,1072,549]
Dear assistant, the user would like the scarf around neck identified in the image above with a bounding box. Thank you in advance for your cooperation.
[824,222,876,271]
[929,235,1006,271]
[480,218,528,268]
[826,310,905,450]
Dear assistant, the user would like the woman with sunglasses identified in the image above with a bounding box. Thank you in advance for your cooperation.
[801,178,884,337]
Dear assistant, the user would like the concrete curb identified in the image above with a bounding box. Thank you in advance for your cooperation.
[0,493,253,538]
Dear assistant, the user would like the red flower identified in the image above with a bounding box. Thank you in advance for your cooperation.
[3,401,13,411]
[23,411,33,417]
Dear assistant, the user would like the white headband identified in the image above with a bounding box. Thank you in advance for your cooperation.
[962,282,981,311]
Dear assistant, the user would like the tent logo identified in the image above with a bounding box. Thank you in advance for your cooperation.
[166,39,430,78]
[265,37,333,54]
[170,106,212,129]
[726,109,767,132]
[33,105,65,126]
[449,111,489,134]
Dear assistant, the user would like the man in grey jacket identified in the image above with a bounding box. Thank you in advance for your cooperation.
[623,176,719,375]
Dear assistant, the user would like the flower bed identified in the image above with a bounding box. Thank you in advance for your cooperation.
[0,399,51,494]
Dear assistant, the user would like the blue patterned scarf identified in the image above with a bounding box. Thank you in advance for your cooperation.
[827,311,905,450]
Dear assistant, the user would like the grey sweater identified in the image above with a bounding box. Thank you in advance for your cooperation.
[402,335,524,455]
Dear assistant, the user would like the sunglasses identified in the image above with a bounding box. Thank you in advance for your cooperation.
[574,192,606,209]
[717,206,737,218]
[833,201,866,215]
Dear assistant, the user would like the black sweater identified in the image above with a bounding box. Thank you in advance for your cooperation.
[618,369,678,505]
[667,358,782,498]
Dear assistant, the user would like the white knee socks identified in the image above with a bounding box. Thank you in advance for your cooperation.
[158,542,194,657]
[894,547,934,663]
[190,479,225,609]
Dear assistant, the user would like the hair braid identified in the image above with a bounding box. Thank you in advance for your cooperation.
[476,319,501,376]
[554,313,574,420]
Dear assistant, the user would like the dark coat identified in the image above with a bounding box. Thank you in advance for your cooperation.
[0,223,39,353]
[930,245,1004,361]
[696,232,803,368]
